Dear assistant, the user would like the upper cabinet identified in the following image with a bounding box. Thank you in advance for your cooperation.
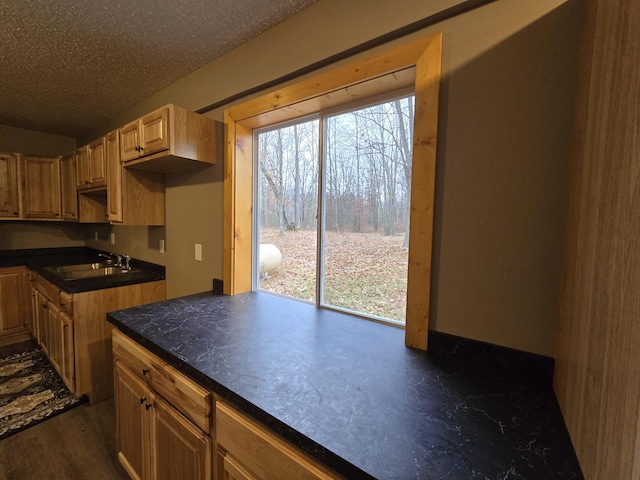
[0,153,20,218]
[77,138,107,190]
[119,104,216,172]
[107,130,165,225]
[21,155,61,220]
[3,104,216,225]
[60,152,79,221]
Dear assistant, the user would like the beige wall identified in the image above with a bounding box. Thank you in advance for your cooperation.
[8,0,580,356]
[0,222,85,249]
[0,124,76,156]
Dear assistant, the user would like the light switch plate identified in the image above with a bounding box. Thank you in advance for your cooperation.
[195,243,202,261]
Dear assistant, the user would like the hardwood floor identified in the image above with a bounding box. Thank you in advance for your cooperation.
[0,399,129,480]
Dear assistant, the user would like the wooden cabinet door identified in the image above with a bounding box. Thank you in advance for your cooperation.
[0,267,29,337]
[35,291,50,354]
[0,153,20,218]
[106,130,123,222]
[59,311,74,392]
[76,146,89,189]
[120,121,141,162]
[220,453,259,480]
[47,302,63,374]
[60,152,78,220]
[115,361,153,480]
[29,285,38,336]
[21,156,61,219]
[139,108,169,157]
[88,137,107,187]
[153,395,211,480]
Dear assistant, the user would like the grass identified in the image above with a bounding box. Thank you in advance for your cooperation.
[259,228,408,323]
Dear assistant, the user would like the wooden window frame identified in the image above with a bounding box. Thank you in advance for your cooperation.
[224,33,442,350]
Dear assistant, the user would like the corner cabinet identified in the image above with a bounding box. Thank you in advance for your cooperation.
[119,104,216,172]
[20,155,61,220]
[0,153,20,218]
[107,130,165,225]
[113,329,212,480]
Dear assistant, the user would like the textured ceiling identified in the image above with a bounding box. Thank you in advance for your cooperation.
[0,0,317,139]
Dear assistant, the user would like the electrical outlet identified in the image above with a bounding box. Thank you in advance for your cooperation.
[195,243,202,261]
[110,233,116,245]
[159,239,165,253]
[94,231,98,241]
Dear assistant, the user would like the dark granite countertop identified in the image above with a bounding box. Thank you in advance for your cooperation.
[0,247,164,293]
[107,291,582,480]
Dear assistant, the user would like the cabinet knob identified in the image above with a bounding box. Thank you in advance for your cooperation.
[142,368,149,376]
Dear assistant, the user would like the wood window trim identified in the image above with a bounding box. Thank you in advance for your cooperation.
[223,33,442,350]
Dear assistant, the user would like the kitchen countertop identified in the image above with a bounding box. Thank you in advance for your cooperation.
[107,291,583,479]
[0,246,164,293]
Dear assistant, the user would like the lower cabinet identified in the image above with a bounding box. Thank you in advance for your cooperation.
[113,329,212,480]
[0,266,31,343]
[33,279,75,391]
[215,402,339,480]
[112,329,341,480]
[32,273,166,403]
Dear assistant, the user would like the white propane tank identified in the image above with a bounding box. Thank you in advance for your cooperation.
[259,244,282,275]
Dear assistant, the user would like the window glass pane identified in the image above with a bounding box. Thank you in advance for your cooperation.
[256,119,319,302]
[322,95,414,324]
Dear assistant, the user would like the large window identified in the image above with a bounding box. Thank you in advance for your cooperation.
[224,33,442,350]
[255,93,415,325]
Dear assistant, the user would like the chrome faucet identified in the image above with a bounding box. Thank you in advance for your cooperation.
[99,252,130,269]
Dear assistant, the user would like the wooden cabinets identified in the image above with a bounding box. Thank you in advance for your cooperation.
[31,274,166,402]
[20,155,61,219]
[4,104,215,225]
[33,275,75,391]
[113,329,212,480]
[107,130,165,225]
[77,138,107,190]
[112,330,341,480]
[60,152,79,221]
[120,107,169,163]
[216,402,339,480]
[0,266,31,345]
[119,104,216,172]
[0,153,20,218]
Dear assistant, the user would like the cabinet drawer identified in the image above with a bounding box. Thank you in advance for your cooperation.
[112,329,211,433]
[36,276,60,304]
[59,291,73,316]
[216,402,340,480]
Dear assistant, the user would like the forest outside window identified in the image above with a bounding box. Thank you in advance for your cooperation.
[255,92,415,325]
[224,33,441,350]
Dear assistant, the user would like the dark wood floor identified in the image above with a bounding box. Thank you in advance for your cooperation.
[0,341,129,480]
[0,399,129,480]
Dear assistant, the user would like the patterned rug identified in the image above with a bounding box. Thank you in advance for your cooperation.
[0,347,86,440]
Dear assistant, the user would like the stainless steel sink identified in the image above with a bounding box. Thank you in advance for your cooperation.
[46,262,113,274]
[44,263,139,281]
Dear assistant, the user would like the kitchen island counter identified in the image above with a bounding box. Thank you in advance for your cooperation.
[107,291,582,480]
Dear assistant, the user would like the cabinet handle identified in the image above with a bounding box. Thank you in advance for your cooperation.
[142,369,149,376]
[145,403,152,411]
[139,397,146,404]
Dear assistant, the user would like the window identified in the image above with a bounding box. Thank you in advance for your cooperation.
[224,33,442,349]
[255,92,415,325]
